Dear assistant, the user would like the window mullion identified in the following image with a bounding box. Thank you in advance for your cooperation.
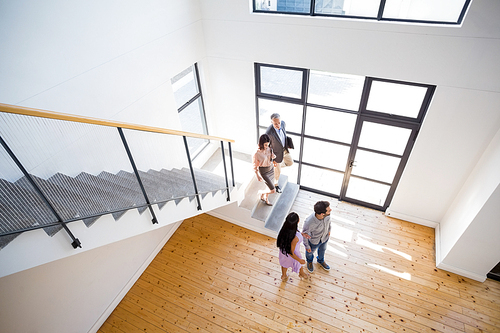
[377,0,386,21]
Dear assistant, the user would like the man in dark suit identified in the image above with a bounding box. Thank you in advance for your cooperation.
[265,113,293,193]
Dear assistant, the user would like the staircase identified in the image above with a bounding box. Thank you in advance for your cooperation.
[0,167,233,250]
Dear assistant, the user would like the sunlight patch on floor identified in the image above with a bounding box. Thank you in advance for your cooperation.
[368,263,411,280]
[331,224,354,242]
[331,215,356,226]
[326,244,349,258]
[357,234,412,260]
[330,239,347,250]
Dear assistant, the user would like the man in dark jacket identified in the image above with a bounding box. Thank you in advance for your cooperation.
[265,113,293,192]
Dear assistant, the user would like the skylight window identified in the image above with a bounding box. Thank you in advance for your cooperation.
[254,0,471,25]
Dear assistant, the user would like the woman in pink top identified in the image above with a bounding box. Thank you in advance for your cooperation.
[252,134,276,205]
[277,212,309,281]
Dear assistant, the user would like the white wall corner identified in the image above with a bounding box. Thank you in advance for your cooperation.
[435,220,486,282]
[434,223,441,266]
[384,209,439,229]
[87,220,183,333]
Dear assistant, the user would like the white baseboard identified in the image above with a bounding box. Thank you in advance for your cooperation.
[436,262,486,282]
[88,220,183,333]
[384,209,439,228]
[434,225,486,282]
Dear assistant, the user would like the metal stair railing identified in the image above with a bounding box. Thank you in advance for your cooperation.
[0,103,236,250]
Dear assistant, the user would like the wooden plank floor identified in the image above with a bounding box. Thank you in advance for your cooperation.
[99,190,500,333]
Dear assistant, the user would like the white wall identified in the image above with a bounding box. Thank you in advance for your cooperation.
[0,221,180,333]
[388,86,500,223]
[0,0,205,128]
[437,126,500,280]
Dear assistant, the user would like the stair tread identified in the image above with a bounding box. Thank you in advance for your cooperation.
[264,182,300,232]
[16,175,100,227]
[0,178,59,227]
[250,175,289,222]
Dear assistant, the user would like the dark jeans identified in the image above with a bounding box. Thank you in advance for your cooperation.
[305,239,328,264]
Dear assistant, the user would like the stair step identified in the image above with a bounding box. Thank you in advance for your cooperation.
[159,169,205,201]
[147,169,191,201]
[14,176,86,230]
[240,176,265,210]
[171,168,217,193]
[0,198,36,249]
[17,175,102,228]
[75,172,140,220]
[264,182,300,232]
[250,175,289,222]
[48,173,112,220]
[116,170,176,206]
[97,171,148,215]
[0,178,60,236]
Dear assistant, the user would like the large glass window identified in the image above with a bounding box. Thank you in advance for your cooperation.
[315,0,380,18]
[308,71,364,111]
[255,63,435,211]
[171,64,208,157]
[304,106,357,143]
[259,66,304,99]
[366,80,428,119]
[258,99,303,133]
[254,0,471,25]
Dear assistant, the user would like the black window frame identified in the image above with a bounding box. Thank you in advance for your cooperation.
[255,62,436,211]
[253,0,472,26]
[173,63,209,159]
[359,77,436,124]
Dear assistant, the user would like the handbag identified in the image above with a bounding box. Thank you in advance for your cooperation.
[286,136,294,149]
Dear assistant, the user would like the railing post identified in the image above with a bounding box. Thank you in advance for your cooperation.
[0,136,82,249]
[183,136,202,210]
[117,128,158,224]
[220,141,230,202]
[228,141,235,187]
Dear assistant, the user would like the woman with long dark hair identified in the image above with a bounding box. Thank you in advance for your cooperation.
[252,134,276,205]
[277,212,309,280]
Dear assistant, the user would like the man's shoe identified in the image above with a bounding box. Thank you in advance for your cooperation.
[275,185,282,193]
[307,262,314,273]
[319,262,330,271]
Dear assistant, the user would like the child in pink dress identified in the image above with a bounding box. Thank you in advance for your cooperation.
[277,212,310,281]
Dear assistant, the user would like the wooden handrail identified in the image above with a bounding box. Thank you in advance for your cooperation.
[0,103,234,143]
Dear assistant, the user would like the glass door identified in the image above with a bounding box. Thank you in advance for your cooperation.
[299,106,357,196]
[255,63,435,211]
[341,117,418,210]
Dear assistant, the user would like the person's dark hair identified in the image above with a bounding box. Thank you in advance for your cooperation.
[258,134,270,150]
[314,201,330,215]
[270,113,280,120]
[276,212,299,256]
